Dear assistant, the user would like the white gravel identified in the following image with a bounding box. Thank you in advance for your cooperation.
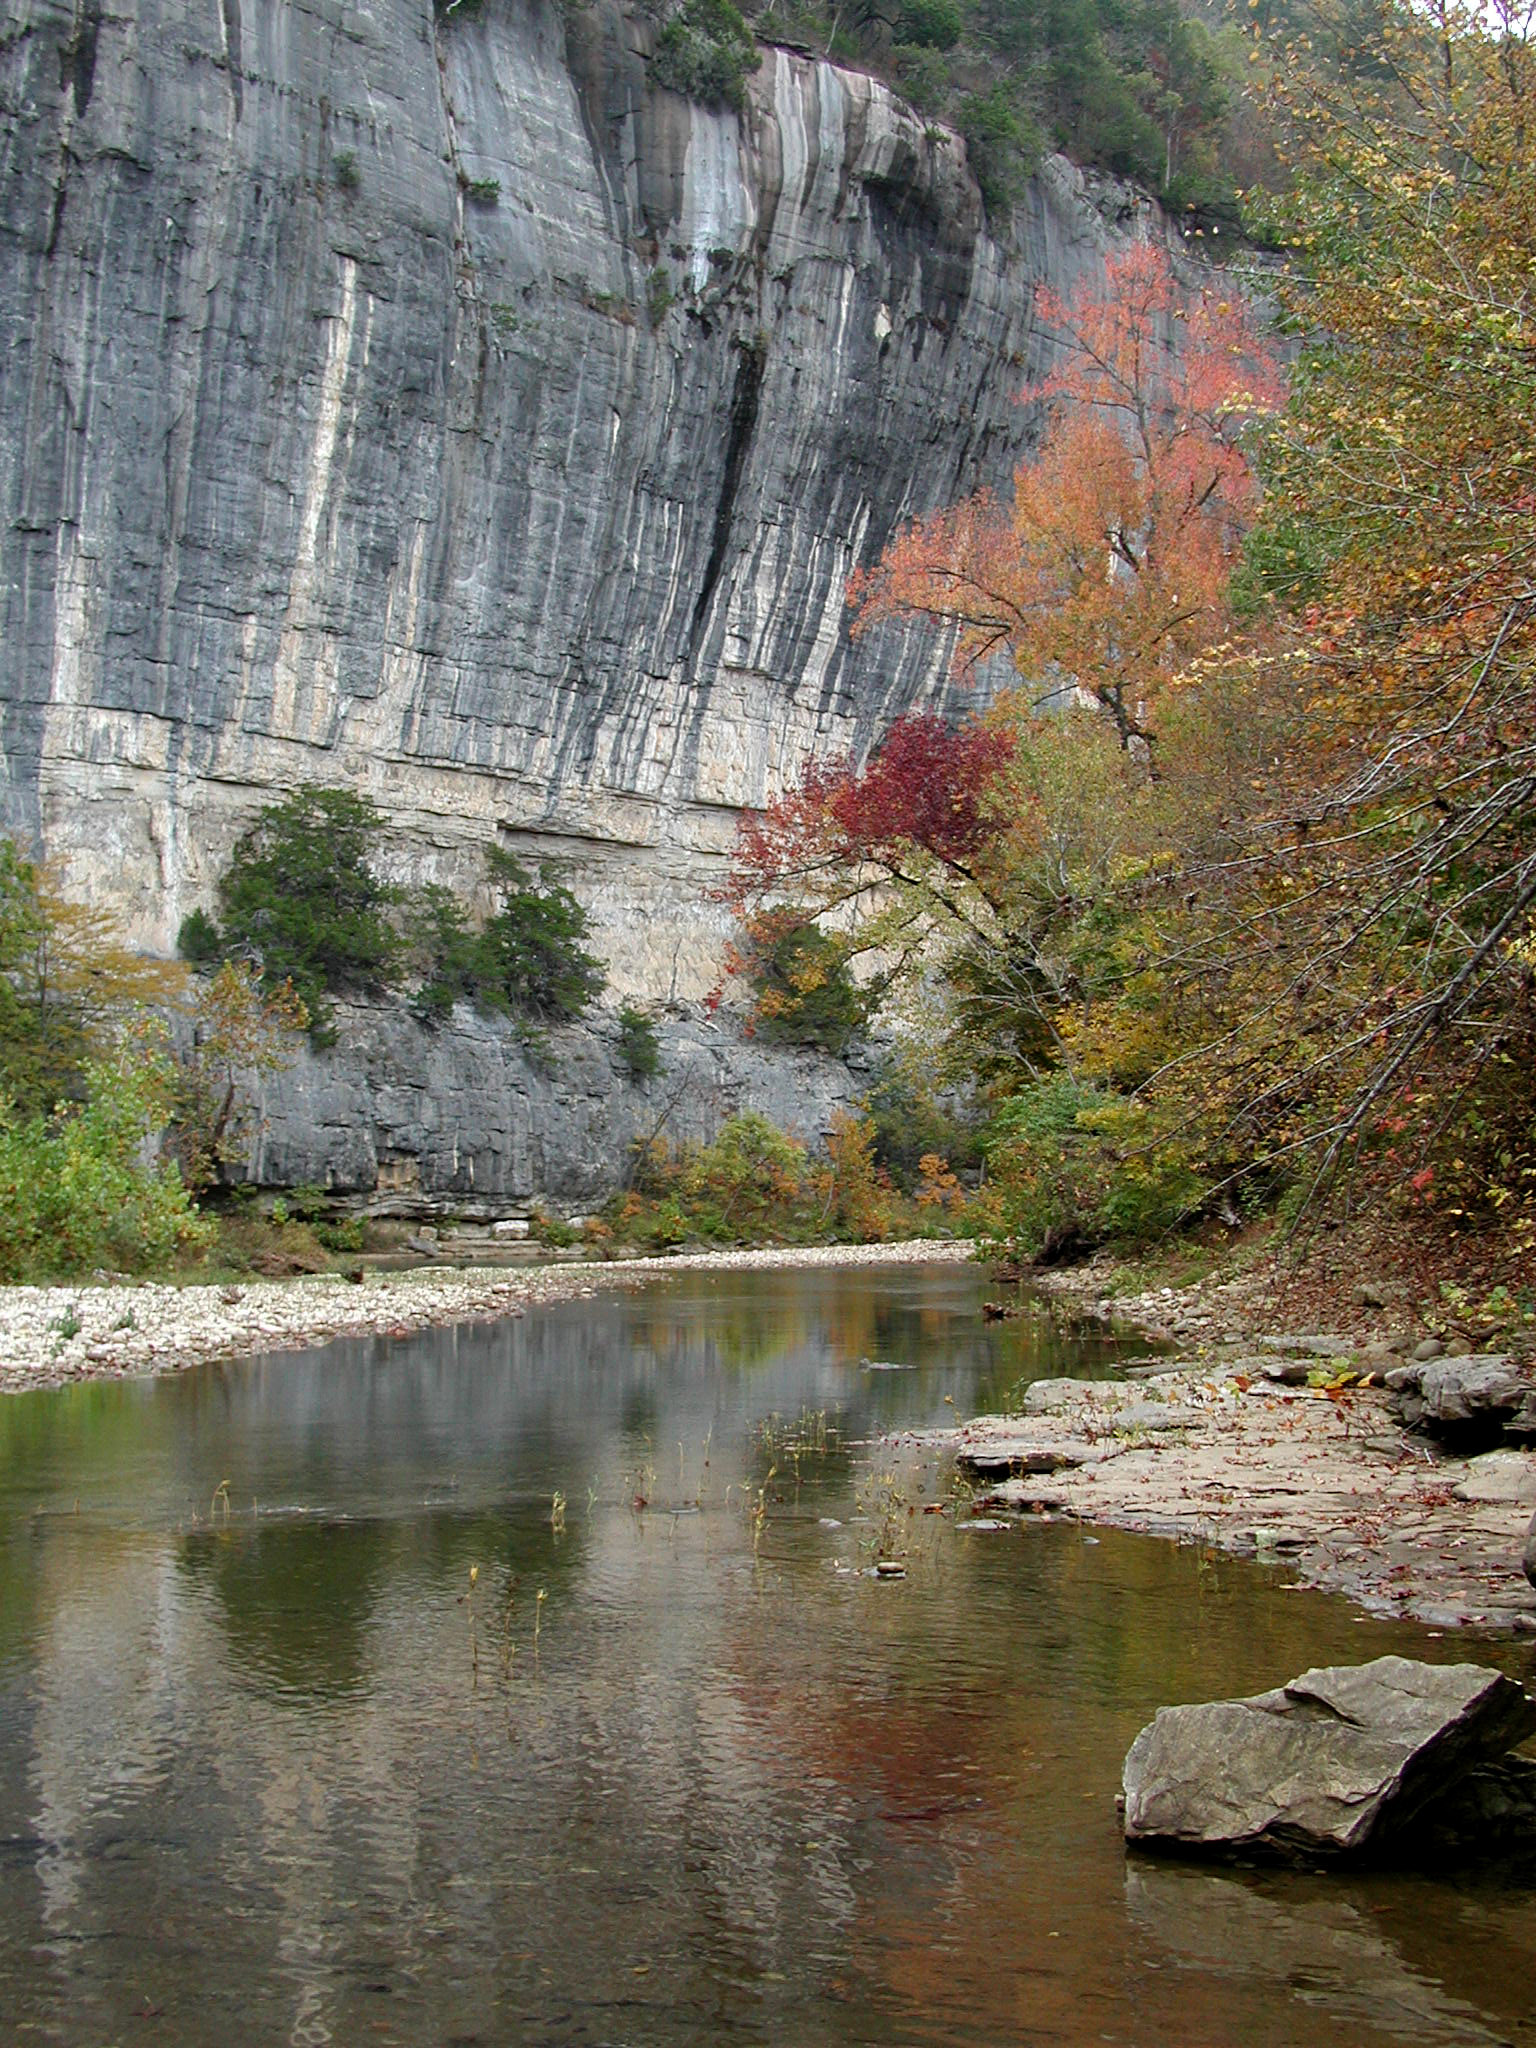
[0,1239,975,1396]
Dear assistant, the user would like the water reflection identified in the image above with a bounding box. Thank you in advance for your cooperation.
[0,1265,1531,2047]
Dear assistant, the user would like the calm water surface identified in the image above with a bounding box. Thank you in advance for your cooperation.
[0,1263,1532,2047]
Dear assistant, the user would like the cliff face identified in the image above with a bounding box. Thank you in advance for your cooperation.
[0,0,1160,1202]
[0,0,1154,979]
[240,998,870,1209]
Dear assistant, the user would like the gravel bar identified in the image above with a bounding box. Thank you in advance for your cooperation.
[0,1239,975,1396]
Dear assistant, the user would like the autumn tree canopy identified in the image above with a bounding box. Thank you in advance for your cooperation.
[721,6,1536,1267]
[848,243,1282,750]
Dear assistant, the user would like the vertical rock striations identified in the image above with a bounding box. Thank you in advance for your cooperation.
[1,0,1158,995]
[0,0,1173,1197]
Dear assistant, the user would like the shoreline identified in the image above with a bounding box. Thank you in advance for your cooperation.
[928,1358,1536,1638]
[6,1236,1531,1643]
[0,1238,974,1397]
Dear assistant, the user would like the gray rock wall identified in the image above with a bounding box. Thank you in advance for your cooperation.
[242,1000,871,1211]
[0,0,1166,1196]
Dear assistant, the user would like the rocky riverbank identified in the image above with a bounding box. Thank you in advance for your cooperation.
[0,1239,973,1396]
[936,1337,1536,1636]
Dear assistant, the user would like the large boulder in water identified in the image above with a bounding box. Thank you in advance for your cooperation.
[1122,1656,1536,1863]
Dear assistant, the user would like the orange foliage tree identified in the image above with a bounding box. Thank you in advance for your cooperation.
[847,242,1283,751]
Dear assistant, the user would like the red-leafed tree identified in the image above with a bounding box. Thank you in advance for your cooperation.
[718,712,1022,1050]
[847,243,1283,751]
[719,706,1160,1074]
[729,714,1016,902]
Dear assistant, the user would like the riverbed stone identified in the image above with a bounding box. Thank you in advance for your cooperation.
[1121,1656,1536,1862]
[1394,1356,1532,1438]
[1524,1511,1536,1590]
[1353,1279,1407,1308]
[1449,1452,1536,1506]
[1261,1357,1312,1386]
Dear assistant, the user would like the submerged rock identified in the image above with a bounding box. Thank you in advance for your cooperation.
[1121,1655,1536,1863]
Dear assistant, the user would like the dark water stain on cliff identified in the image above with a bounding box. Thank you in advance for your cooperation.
[686,330,767,666]
[57,0,102,117]
[219,0,244,122]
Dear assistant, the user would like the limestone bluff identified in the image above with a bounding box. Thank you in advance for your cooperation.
[0,0,1165,1204]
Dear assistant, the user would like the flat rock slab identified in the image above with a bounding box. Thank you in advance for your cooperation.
[1122,1655,1536,1863]
[956,1436,1113,1476]
[1450,1451,1536,1506]
[941,1372,1536,1632]
[1111,1402,1203,1434]
[1021,1377,1128,1414]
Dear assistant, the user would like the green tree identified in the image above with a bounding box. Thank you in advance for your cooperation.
[472,847,606,1023]
[215,786,401,1040]
[741,923,873,1056]
[0,1030,213,1280]
[618,1004,662,1080]
[0,841,187,1114]
[652,0,762,109]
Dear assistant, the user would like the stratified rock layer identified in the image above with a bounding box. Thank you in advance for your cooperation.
[239,998,868,1207]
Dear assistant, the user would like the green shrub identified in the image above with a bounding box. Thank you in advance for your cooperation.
[332,149,360,192]
[315,1215,365,1253]
[0,1037,213,1281]
[898,0,961,51]
[984,1076,1205,1262]
[892,44,951,115]
[473,847,605,1023]
[646,266,674,327]
[401,884,481,1025]
[651,0,760,111]
[611,1107,953,1250]
[618,1004,661,1080]
[958,87,1044,216]
[216,785,401,1042]
[176,907,223,967]
[864,1064,979,1191]
[530,1206,579,1248]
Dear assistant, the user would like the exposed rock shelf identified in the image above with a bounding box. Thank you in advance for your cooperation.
[238,999,869,1203]
[940,1345,1536,1634]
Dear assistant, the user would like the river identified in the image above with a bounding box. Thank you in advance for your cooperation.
[0,1261,1531,2046]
